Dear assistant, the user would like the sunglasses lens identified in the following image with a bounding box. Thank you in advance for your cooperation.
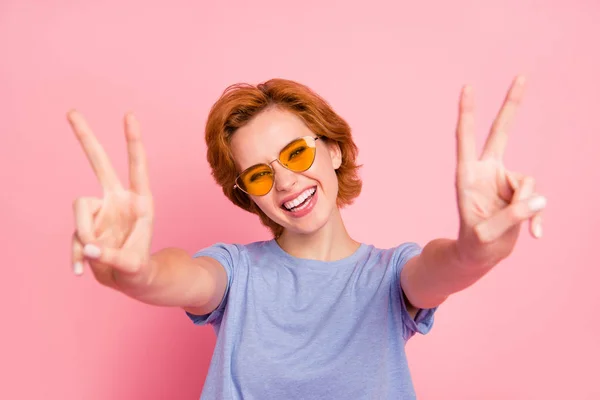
[280,137,317,172]
[237,164,274,196]
[236,137,318,196]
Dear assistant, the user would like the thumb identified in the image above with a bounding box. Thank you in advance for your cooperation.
[83,244,147,275]
[474,177,546,243]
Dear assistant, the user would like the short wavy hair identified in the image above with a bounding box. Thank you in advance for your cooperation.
[205,78,362,237]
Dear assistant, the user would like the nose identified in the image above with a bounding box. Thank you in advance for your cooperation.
[271,160,297,192]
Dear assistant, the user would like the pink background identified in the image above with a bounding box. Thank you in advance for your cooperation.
[1,1,598,399]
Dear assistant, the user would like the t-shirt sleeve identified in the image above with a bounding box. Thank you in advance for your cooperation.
[185,242,240,327]
[392,242,437,341]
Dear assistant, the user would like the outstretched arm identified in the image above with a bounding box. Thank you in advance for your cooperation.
[68,110,227,314]
[400,76,547,309]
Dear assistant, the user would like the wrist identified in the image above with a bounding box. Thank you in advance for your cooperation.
[454,236,500,271]
[113,254,157,298]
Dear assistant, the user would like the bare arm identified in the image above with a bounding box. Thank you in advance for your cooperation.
[105,248,229,315]
[400,239,485,309]
[68,110,227,316]
[400,76,546,311]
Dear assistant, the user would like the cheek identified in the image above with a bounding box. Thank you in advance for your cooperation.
[323,170,340,200]
[312,160,339,193]
[252,195,281,217]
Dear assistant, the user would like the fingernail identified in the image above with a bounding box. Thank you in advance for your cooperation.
[533,224,543,238]
[83,244,101,259]
[528,196,547,212]
[73,262,84,275]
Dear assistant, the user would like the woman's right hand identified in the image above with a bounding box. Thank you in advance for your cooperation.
[68,110,156,293]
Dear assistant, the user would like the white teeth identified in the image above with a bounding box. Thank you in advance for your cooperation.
[283,187,316,210]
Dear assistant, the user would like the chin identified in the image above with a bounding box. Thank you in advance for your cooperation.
[280,198,336,236]
[283,218,329,236]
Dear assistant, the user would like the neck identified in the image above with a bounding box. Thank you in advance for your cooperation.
[276,207,360,262]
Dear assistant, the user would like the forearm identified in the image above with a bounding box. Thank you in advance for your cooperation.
[401,238,495,309]
[116,248,219,310]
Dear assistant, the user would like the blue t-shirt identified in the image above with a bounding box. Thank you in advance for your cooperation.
[186,239,436,399]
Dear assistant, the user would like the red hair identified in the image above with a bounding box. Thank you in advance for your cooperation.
[205,78,362,237]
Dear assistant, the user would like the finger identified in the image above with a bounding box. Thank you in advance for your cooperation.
[67,110,123,191]
[456,84,478,167]
[72,233,85,276]
[73,197,102,244]
[474,194,546,243]
[531,212,543,239]
[481,75,526,160]
[82,243,147,275]
[497,169,520,203]
[507,172,543,239]
[124,113,151,195]
[516,175,543,240]
[514,175,535,204]
[474,179,546,243]
[505,170,525,192]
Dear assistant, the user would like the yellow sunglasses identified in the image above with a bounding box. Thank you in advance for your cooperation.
[233,135,320,196]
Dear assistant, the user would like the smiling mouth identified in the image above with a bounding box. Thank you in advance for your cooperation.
[281,186,317,212]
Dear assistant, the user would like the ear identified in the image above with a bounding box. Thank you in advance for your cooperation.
[326,140,342,170]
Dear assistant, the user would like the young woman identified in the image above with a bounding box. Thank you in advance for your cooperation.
[68,76,545,399]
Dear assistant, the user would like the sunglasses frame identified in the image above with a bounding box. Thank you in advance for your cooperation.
[233,135,321,196]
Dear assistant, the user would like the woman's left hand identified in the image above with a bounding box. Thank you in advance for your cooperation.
[454,75,546,268]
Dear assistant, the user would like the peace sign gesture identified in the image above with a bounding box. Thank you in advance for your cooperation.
[454,76,546,268]
[68,111,155,290]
